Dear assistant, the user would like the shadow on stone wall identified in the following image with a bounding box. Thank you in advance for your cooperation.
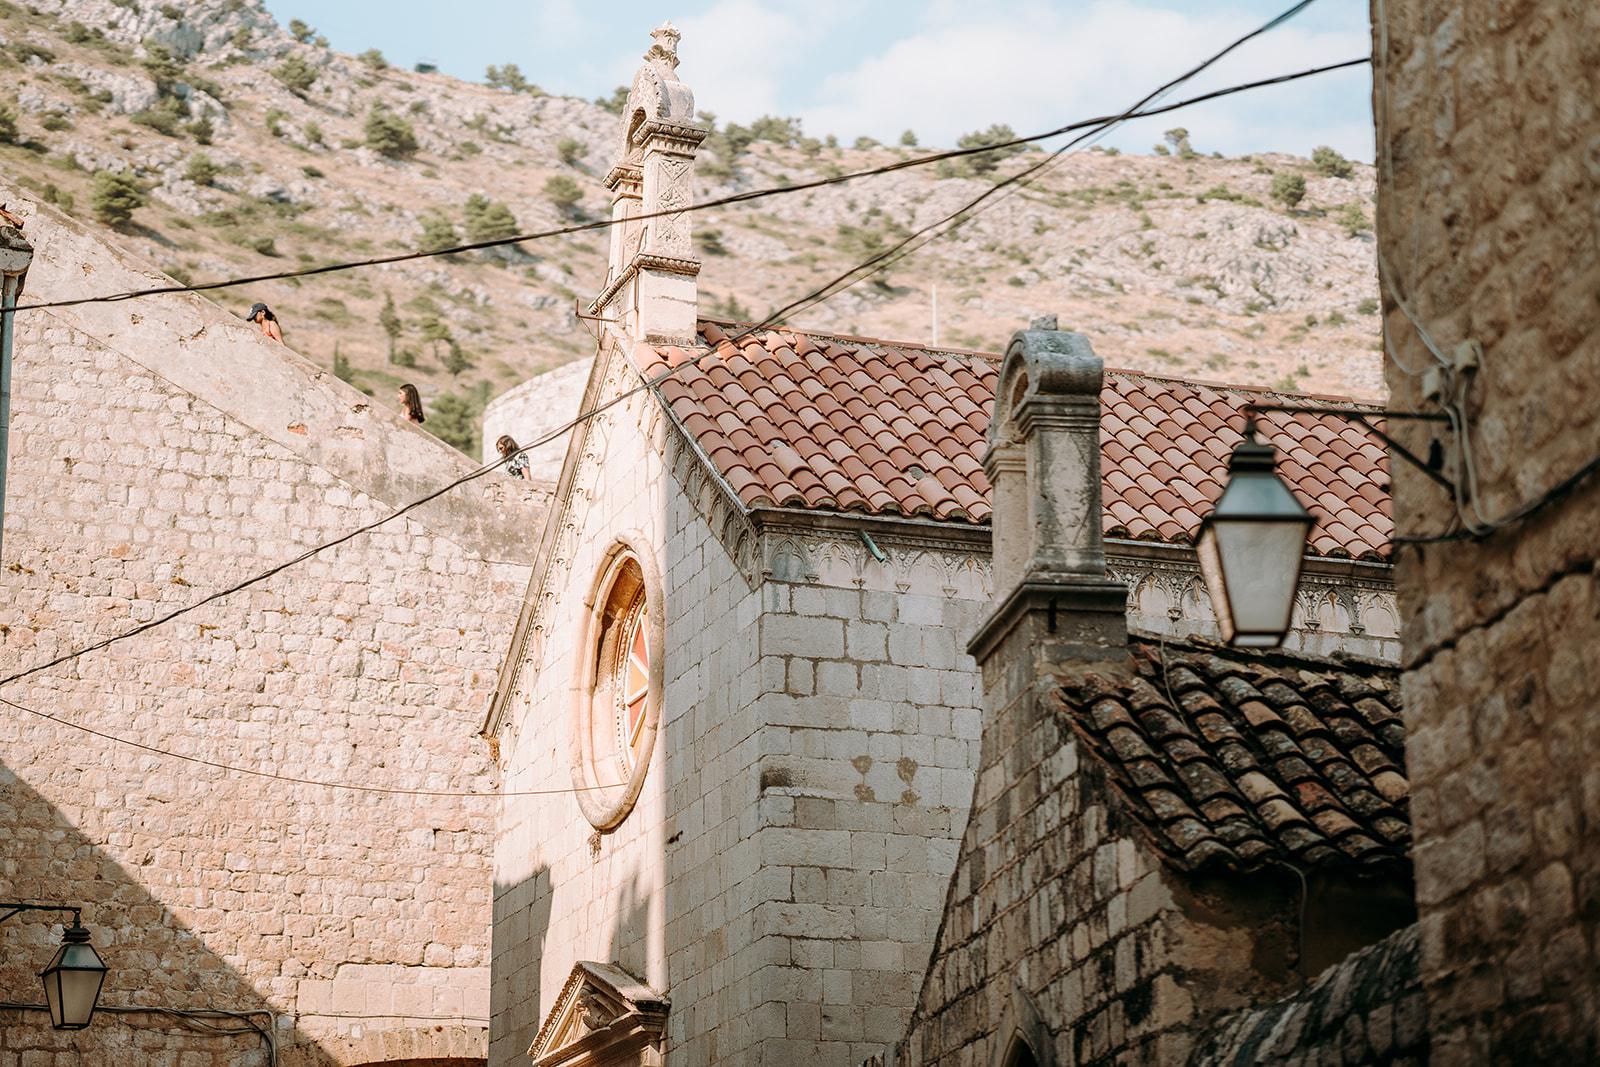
[0,762,483,1067]
[490,864,552,1061]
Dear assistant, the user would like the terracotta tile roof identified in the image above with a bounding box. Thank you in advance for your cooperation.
[1053,641,1409,874]
[641,322,1391,560]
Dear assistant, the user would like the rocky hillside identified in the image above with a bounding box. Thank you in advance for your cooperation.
[0,0,1384,452]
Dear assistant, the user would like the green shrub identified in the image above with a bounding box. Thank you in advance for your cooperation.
[140,43,182,90]
[1312,145,1353,178]
[427,391,480,454]
[39,111,72,132]
[750,115,803,146]
[379,292,403,360]
[594,84,629,114]
[91,170,144,227]
[302,118,323,145]
[274,53,317,93]
[130,106,182,136]
[956,124,1024,174]
[264,108,288,137]
[899,129,917,147]
[1356,297,1379,316]
[37,182,73,213]
[1269,171,1307,208]
[0,106,17,144]
[463,194,518,242]
[288,19,315,43]
[332,344,352,380]
[1164,127,1195,158]
[853,136,880,150]
[63,20,94,43]
[543,174,583,211]
[250,235,276,256]
[363,106,417,157]
[184,74,226,102]
[443,338,472,376]
[358,48,386,70]
[230,26,251,49]
[487,63,542,95]
[419,214,457,252]
[160,4,183,20]
[185,152,218,185]
[557,136,587,166]
[302,164,323,178]
[1336,200,1369,235]
[184,116,213,143]
[695,229,727,256]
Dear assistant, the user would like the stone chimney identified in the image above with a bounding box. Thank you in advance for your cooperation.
[968,319,1126,667]
[590,23,707,346]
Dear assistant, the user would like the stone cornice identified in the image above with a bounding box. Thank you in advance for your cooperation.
[589,254,702,318]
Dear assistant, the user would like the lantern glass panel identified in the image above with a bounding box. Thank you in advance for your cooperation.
[1200,517,1307,645]
[40,938,107,1030]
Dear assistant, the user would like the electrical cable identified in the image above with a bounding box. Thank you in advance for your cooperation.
[0,692,608,796]
[4,58,1369,315]
[0,19,1346,692]
[2,1,1339,789]
[0,1003,277,1067]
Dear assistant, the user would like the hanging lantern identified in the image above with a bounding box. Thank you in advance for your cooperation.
[1196,421,1315,648]
[38,920,108,1030]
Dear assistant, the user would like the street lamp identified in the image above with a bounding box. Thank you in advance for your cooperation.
[1,903,109,1030]
[1196,420,1314,648]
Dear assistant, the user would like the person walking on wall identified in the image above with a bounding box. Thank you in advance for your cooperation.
[247,302,283,342]
[497,435,531,480]
[398,383,426,423]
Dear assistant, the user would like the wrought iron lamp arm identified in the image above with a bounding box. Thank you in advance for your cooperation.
[1243,402,1454,492]
[0,902,85,926]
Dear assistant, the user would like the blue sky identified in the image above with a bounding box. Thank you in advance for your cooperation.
[264,0,1376,160]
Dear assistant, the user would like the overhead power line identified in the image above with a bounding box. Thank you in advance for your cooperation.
[7,56,1369,315]
[3,0,1339,792]
[0,39,1349,692]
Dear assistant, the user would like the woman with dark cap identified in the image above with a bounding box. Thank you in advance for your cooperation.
[247,302,283,342]
[398,383,426,424]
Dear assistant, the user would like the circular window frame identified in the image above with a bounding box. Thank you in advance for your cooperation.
[569,535,665,830]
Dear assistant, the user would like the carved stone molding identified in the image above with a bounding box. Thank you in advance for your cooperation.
[529,961,669,1067]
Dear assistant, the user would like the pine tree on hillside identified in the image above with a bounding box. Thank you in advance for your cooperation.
[379,293,403,362]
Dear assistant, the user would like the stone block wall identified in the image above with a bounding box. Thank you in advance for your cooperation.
[1187,924,1428,1067]
[892,606,1305,1067]
[490,341,992,1066]
[0,198,542,1065]
[744,580,985,1067]
[1375,0,1600,1060]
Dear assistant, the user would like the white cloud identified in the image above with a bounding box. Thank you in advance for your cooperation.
[683,0,1372,158]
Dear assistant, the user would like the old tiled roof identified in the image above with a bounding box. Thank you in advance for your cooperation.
[642,322,1391,560]
[1053,641,1410,874]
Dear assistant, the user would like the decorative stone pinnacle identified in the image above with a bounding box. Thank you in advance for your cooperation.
[645,22,681,70]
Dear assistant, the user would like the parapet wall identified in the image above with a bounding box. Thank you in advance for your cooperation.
[0,191,543,1066]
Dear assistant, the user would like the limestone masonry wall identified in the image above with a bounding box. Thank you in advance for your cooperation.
[892,610,1303,1067]
[1375,0,1600,1060]
[0,194,542,1066]
[490,338,991,1066]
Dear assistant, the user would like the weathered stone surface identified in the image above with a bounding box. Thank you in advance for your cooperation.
[1186,925,1427,1066]
[0,196,536,1065]
[1378,0,1600,1059]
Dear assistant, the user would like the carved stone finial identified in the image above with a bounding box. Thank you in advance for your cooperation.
[645,22,681,71]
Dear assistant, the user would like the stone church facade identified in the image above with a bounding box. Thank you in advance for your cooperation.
[484,26,1402,1067]
[0,194,546,1066]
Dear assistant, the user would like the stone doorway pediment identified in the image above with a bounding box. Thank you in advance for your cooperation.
[528,962,668,1066]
